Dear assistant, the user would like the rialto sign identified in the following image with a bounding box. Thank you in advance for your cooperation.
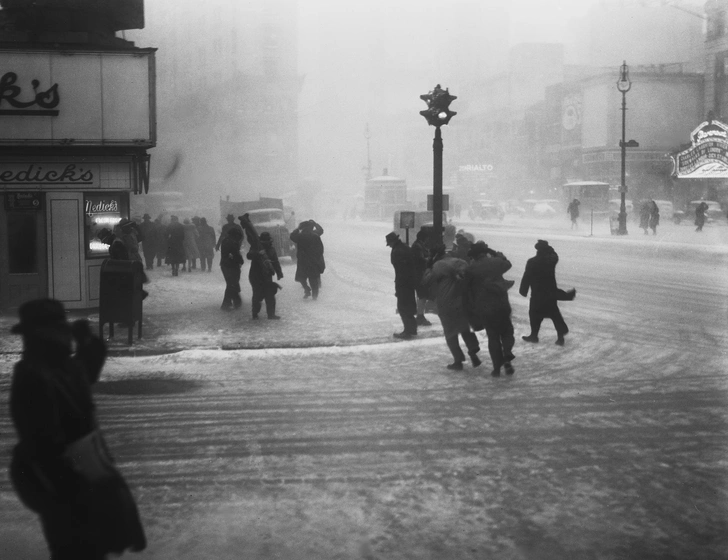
[674,120,728,178]
[0,49,155,146]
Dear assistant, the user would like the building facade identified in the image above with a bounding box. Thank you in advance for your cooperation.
[0,2,155,310]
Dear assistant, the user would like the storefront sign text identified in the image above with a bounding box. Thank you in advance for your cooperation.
[0,164,94,184]
[459,164,494,172]
[675,120,728,178]
[85,199,119,214]
[0,72,59,116]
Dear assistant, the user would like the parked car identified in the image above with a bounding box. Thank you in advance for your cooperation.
[467,199,505,221]
[522,199,558,217]
[673,200,724,225]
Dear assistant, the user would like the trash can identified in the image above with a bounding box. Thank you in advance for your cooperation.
[99,259,144,345]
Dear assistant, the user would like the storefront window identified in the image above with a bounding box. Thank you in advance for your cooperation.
[85,193,123,258]
[7,212,37,273]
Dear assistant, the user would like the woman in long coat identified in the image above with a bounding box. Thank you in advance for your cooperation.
[182,218,201,270]
[165,215,186,276]
[422,249,481,370]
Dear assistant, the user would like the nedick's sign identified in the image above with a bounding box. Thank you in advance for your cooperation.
[0,49,156,146]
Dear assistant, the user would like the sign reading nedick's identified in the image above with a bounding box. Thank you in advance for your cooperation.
[674,120,728,178]
[0,49,156,146]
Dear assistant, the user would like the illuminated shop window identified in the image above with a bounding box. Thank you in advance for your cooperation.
[85,193,122,257]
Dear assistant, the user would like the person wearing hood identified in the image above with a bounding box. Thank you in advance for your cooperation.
[519,239,576,346]
[463,241,516,376]
[8,299,146,559]
[422,243,481,370]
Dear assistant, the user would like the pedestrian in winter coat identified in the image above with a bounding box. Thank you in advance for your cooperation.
[154,218,167,267]
[138,214,158,270]
[519,239,576,346]
[8,299,146,559]
[386,231,418,339]
[182,218,200,270]
[422,246,481,369]
[290,220,325,300]
[197,217,217,272]
[463,241,515,376]
[648,200,660,235]
[117,219,143,264]
[411,227,432,327]
[215,214,244,251]
[165,215,186,276]
[639,201,651,234]
[567,198,580,229]
[695,201,709,231]
[97,228,129,260]
[448,232,472,263]
[242,214,284,319]
[219,227,244,310]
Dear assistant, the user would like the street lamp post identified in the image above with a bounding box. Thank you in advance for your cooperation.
[420,84,457,246]
[616,61,633,236]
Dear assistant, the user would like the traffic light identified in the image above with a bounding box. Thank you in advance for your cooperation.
[419,84,457,127]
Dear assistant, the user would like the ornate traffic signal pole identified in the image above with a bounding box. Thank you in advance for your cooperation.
[420,85,457,246]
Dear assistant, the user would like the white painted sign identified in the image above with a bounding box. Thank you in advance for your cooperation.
[0,160,131,189]
[0,49,156,146]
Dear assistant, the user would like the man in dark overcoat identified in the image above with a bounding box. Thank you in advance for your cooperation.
[165,215,186,277]
[138,213,158,270]
[290,220,325,300]
[463,241,516,376]
[410,227,432,326]
[219,227,244,310]
[197,217,217,272]
[519,239,575,346]
[245,229,284,320]
[386,231,418,339]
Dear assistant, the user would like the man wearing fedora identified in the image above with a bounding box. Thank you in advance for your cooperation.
[385,231,418,339]
[8,298,146,558]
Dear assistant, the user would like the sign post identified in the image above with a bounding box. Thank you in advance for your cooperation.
[399,211,415,245]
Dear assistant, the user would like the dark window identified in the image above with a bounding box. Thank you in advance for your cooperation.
[7,212,37,274]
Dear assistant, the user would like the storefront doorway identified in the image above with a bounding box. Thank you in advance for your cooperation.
[0,193,48,310]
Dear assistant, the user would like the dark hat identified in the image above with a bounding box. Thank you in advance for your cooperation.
[118,217,132,228]
[385,231,400,245]
[143,213,152,220]
[535,239,550,251]
[467,241,489,258]
[170,215,179,221]
[227,214,235,221]
[200,217,208,224]
[11,298,70,336]
[259,231,272,242]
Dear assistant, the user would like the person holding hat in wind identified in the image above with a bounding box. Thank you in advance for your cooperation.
[463,241,516,376]
[8,299,146,559]
[290,219,325,300]
[519,239,576,346]
[386,231,418,339]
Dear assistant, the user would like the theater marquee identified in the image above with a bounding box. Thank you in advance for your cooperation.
[674,120,728,178]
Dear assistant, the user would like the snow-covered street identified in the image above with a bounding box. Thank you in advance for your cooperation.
[1,218,727,559]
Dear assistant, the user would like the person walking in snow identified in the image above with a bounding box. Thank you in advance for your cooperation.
[165,215,186,277]
[219,227,244,311]
[240,214,284,320]
[290,219,325,300]
[695,201,709,232]
[410,227,432,327]
[197,217,217,272]
[422,244,481,370]
[648,200,660,235]
[182,218,200,271]
[138,214,159,270]
[519,239,575,346]
[386,231,419,340]
[567,198,580,229]
[216,214,244,252]
[463,241,515,377]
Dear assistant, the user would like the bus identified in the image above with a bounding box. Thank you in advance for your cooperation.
[561,181,611,215]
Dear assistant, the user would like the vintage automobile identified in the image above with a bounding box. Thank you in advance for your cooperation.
[673,200,725,225]
[467,199,505,221]
[220,197,297,260]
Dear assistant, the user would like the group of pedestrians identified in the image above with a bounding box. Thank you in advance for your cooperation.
[215,214,325,319]
[386,228,576,377]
